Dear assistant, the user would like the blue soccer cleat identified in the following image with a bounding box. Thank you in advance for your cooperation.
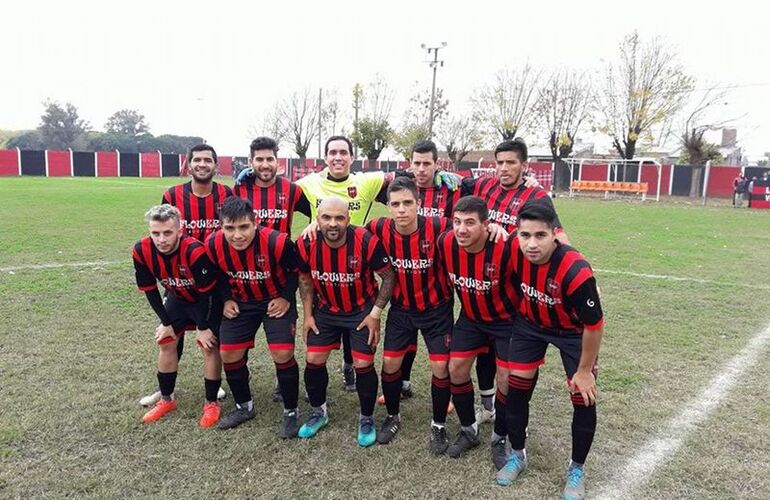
[297,409,328,439]
[357,416,377,447]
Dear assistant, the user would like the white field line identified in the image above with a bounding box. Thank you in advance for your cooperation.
[594,268,770,291]
[595,323,770,500]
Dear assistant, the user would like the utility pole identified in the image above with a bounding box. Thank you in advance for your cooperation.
[421,42,447,138]
[317,88,323,158]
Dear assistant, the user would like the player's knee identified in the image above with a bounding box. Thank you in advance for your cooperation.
[221,349,245,364]
[448,359,471,382]
[270,348,294,364]
[353,357,373,370]
[429,360,449,379]
[382,356,403,373]
[306,351,329,365]
[495,367,510,390]
[158,340,178,354]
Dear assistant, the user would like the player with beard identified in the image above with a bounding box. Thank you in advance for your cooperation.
[139,144,231,408]
[296,197,395,447]
[496,202,603,500]
[132,205,222,427]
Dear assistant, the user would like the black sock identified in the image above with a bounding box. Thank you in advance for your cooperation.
[275,357,299,410]
[494,388,508,437]
[401,348,416,384]
[355,365,378,417]
[204,378,221,403]
[304,362,328,408]
[175,334,185,361]
[431,375,451,424]
[506,374,536,450]
[451,379,475,427]
[342,332,353,365]
[476,348,496,406]
[571,393,597,464]
[157,371,177,398]
[223,358,251,406]
[381,369,402,416]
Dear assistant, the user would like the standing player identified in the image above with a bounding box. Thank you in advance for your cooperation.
[132,205,222,427]
[496,202,603,500]
[296,197,395,447]
[437,196,520,463]
[206,197,301,437]
[408,139,462,218]
[139,144,232,407]
[366,176,454,451]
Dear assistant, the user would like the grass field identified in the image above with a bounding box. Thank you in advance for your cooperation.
[1,176,769,499]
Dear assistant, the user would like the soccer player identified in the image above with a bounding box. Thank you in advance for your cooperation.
[496,202,603,500]
[139,144,232,407]
[366,176,454,451]
[206,197,301,437]
[407,139,462,218]
[132,205,222,427]
[437,196,520,461]
[232,137,311,236]
[296,197,395,447]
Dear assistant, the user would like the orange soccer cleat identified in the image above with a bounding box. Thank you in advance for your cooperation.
[199,401,221,429]
[142,398,177,423]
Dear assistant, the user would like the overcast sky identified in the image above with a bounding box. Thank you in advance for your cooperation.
[2,0,767,160]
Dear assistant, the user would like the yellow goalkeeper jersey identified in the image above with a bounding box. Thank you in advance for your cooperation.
[296,168,386,226]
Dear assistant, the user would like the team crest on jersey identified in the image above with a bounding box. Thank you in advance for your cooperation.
[484,263,498,280]
[435,192,445,203]
[510,198,522,210]
[348,255,361,270]
[420,240,432,254]
[347,186,358,198]
[178,265,187,274]
[546,278,561,297]
[443,332,452,348]
[277,193,286,206]
[256,255,267,269]
[215,203,222,212]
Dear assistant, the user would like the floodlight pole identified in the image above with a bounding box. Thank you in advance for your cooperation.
[422,42,447,139]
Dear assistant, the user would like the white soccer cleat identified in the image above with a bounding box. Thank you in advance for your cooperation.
[139,390,162,407]
[217,387,227,400]
[475,405,496,424]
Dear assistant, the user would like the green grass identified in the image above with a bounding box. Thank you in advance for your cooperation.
[0,176,769,499]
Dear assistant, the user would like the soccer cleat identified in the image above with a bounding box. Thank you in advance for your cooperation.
[357,416,377,447]
[376,415,401,444]
[278,410,300,439]
[343,366,356,392]
[475,405,496,424]
[298,409,329,439]
[446,427,480,458]
[496,450,528,486]
[400,385,414,400]
[217,387,226,400]
[142,398,177,423]
[199,402,221,429]
[563,465,586,500]
[491,436,510,470]
[429,425,449,455]
[217,406,255,430]
[139,390,162,407]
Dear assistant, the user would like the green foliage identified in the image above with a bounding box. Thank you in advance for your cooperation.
[391,123,430,160]
[38,100,90,150]
[351,118,391,160]
[105,109,149,136]
[5,130,44,150]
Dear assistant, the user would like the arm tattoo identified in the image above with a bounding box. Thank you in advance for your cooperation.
[374,267,395,309]
[298,273,315,306]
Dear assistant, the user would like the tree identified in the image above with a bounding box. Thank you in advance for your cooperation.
[351,118,392,160]
[534,70,594,189]
[391,123,429,160]
[599,31,694,159]
[269,89,319,159]
[473,64,541,142]
[350,78,394,160]
[6,130,44,150]
[404,84,449,133]
[105,109,149,136]
[38,100,90,150]
[437,115,483,165]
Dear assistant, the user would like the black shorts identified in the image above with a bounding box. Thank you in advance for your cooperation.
[507,315,598,382]
[219,300,297,352]
[384,302,453,361]
[161,294,221,345]
[451,313,514,369]
[308,309,376,363]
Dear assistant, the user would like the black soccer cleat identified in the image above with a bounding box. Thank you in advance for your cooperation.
[429,425,449,455]
[218,406,256,430]
[278,410,299,439]
[376,415,401,444]
[446,428,480,458]
[400,385,414,400]
[491,436,510,470]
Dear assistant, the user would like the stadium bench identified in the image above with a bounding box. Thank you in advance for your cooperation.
[570,180,648,201]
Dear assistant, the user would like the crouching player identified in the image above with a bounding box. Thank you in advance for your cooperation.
[132,204,223,427]
[496,202,604,500]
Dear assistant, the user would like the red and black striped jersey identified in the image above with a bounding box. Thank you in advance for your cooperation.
[232,176,311,236]
[437,231,519,323]
[132,235,216,302]
[206,227,298,303]
[511,239,603,333]
[161,181,233,242]
[297,226,391,314]
[461,177,561,233]
[418,185,462,218]
[366,216,452,312]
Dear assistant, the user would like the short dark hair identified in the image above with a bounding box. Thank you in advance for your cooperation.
[387,175,419,202]
[250,137,279,157]
[453,195,488,222]
[517,200,557,229]
[411,140,438,161]
[188,144,218,164]
[219,196,255,223]
[494,138,528,162]
[324,135,353,156]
